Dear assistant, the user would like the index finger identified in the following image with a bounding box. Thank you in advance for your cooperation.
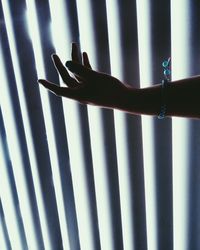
[51,54,76,87]
[38,79,78,99]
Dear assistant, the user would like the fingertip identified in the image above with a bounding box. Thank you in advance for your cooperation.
[71,42,76,48]
[83,52,89,61]
[51,54,59,61]
[83,52,91,69]
[37,79,46,85]
[83,52,87,62]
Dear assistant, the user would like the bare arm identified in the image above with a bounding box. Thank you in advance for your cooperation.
[38,43,200,119]
[122,76,200,119]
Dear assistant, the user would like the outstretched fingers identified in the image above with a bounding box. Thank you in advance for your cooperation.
[38,79,79,99]
[66,61,95,81]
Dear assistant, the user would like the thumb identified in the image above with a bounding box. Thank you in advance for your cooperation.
[65,61,94,79]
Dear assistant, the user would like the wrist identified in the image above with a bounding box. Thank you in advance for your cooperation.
[115,86,141,114]
[116,85,161,116]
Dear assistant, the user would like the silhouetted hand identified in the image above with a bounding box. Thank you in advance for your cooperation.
[38,43,131,109]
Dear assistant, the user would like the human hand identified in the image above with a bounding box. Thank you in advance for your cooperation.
[38,43,131,109]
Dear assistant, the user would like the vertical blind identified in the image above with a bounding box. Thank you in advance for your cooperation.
[1,0,200,249]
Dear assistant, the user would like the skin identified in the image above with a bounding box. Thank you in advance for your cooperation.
[38,43,133,110]
[38,43,200,119]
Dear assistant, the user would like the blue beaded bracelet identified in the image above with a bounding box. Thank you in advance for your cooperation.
[158,79,169,119]
[158,58,171,119]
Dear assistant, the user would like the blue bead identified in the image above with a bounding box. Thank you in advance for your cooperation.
[162,60,169,68]
[164,69,171,75]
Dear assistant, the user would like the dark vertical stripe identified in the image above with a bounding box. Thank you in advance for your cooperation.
[188,1,200,249]
[0,197,12,250]
[150,1,173,249]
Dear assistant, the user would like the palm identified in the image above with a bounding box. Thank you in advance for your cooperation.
[38,43,128,109]
[78,72,128,107]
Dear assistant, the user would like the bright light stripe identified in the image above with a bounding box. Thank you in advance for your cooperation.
[48,0,96,249]
[25,1,70,249]
[0,212,8,250]
[0,134,23,250]
[114,113,134,249]
[87,108,113,249]
[75,0,115,249]
[136,1,158,250]
[104,0,123,79]
[0,35,38,249]
[105,0,135,249]
[2,2,51,249]
[1,1,51,249]
[171,1,190,249]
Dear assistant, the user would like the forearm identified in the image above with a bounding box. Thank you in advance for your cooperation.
[117,75,200,119]
[166,76,200,118]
